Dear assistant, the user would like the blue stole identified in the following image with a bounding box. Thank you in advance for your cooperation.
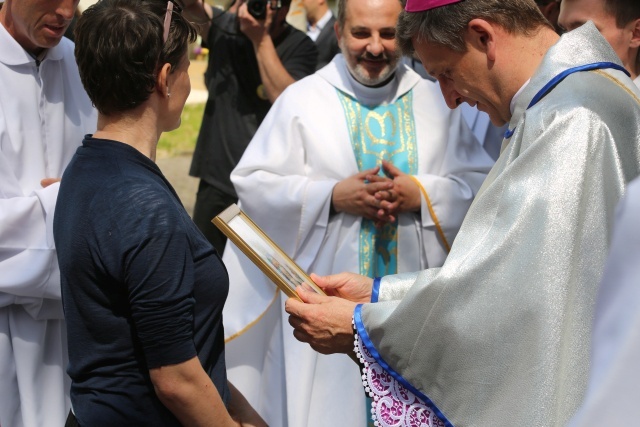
[336,89,418,277]
[504,61,630,139]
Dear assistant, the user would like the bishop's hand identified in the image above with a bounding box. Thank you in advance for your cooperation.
[285,288,357,355]
[310,272,373,303]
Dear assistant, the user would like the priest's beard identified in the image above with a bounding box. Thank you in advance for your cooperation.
[341,42,401,86]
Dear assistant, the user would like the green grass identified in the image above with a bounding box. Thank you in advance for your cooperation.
[157,103,205,158]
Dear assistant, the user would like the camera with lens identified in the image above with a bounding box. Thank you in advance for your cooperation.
[246,0,281,20]
[247,0,268,19]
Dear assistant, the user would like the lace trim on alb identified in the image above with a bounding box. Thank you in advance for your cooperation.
[354,318,445,427]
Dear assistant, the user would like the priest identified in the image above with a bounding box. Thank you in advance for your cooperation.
[220,0,494,424]
[285,0,640,426]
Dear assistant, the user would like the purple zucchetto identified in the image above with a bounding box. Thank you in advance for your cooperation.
[405,0,464,13]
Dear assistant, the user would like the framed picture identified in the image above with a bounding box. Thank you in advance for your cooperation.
[213,204,326,300]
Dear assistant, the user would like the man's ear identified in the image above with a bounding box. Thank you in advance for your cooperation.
[540,1,558,22]
[334,20,341,41]
[466,18,497,61]
[629,18,640,49]
[156,63,172,98]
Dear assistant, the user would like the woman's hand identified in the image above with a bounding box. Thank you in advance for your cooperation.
[150,357,245,426]
[228,382,268,427]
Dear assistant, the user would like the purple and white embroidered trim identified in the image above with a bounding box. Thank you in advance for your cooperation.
[354,318,445,427]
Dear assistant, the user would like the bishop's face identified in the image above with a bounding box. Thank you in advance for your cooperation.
[335,0,402,86]
[414,38,509,126]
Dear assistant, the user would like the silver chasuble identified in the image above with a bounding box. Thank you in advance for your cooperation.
[355,22,640,427]
[337,90,418,277]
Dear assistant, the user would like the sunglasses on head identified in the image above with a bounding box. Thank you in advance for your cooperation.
[163,0,182,43]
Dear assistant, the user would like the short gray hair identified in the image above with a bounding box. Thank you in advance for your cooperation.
[397,0,550,55]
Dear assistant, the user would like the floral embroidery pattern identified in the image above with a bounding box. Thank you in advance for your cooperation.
[354,321,445,427]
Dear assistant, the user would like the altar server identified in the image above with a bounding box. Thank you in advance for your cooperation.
[0,0,96,426]
[567,178,640,425]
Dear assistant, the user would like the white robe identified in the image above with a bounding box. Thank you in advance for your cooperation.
[460,104,506,160]
[567,178,640,426]
[221,55,494,426]
[0,25,96,427]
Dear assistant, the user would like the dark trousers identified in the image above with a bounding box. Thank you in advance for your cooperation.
[65,410,80,427]
[192,180,237,255]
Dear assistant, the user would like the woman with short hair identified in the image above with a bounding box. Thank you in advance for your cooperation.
[54,1,265,425]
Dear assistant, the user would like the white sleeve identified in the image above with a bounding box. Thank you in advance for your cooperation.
[377,269,441,302]
[231,87,340,265]
[0,43,95,320]
[0,155,63,318]
[567,179,640,425]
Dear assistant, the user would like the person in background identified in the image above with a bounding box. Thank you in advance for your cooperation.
[459,102,506,160]
[220,0,493,424]
[566,177,640,425]
[181,0,317,254]
[53,1,265,425]
[303,0,340,69]
[535,0,562,34]
[0,0,96,425]
[284,0,640,425]
[559,0,640,85]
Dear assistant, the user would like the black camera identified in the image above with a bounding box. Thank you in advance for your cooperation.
[246,0,281,20]
[247,0,268,19]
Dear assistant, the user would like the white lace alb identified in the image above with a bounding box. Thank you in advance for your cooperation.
[354,319,446,427]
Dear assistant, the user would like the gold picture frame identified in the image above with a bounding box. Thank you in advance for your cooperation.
[212,204,326,301]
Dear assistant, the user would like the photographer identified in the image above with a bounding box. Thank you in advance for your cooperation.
[182,0,318,253]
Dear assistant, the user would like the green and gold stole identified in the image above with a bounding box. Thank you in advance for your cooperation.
[337,89,418,277]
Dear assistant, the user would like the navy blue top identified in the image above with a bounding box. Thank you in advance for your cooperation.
[54,136,230,426]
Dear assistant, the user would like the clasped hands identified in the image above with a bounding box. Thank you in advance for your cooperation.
[286,163,421,354]
[284,272,373,355]
[331,160,421,226]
